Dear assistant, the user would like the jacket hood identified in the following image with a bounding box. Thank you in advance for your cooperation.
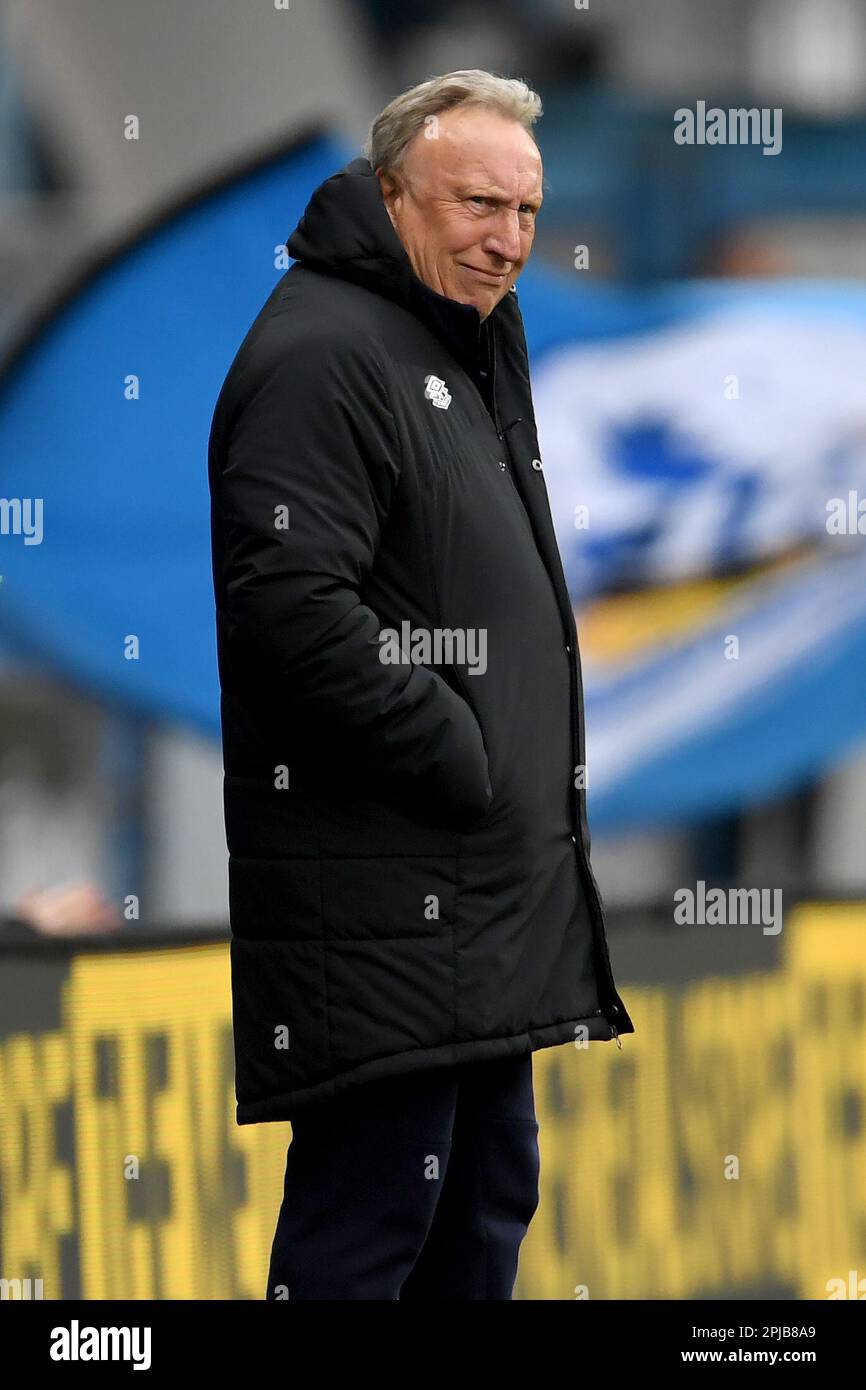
[287,156,414,305]
[286,156,515,376]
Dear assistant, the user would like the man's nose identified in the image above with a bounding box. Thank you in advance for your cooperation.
[482,210,523,264]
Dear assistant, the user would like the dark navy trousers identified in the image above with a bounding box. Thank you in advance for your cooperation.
[266,1052,540,1300]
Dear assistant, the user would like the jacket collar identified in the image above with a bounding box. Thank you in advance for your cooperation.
[408,273,494,382]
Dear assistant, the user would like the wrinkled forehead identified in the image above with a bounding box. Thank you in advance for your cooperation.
[406,108,543,202]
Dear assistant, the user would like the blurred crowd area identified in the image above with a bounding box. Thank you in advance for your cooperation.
[2,0,866,933]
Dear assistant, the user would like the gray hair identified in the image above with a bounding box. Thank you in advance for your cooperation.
[363,69,542,173]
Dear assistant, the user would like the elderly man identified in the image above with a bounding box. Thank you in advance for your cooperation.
[208,69,633,1301]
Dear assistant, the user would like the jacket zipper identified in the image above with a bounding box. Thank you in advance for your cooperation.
[486,321,627,1044]
[488,336,534,514]
[590,1007,621,1047]
[571,643,625,1036]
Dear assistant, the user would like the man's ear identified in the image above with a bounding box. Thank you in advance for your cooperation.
[376,168,400,228]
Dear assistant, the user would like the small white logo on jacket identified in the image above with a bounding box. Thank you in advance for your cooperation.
[424,374,451,410]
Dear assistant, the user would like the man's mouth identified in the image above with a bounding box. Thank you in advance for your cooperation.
[459,263,508,284]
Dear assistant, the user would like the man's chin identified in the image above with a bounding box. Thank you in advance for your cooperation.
[453,287,504,320]
[479,289,509,319]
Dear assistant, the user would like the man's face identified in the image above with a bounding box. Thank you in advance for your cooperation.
[377,106,543,320]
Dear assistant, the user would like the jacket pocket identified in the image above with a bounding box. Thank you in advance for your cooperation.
[443,673,494,825]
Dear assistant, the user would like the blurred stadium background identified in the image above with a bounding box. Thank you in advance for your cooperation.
[1,0,865,1300]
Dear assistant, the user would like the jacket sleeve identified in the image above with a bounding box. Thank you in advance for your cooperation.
[213,330,492,825]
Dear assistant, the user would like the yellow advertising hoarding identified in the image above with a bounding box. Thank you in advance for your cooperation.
[1,903,864,1300]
